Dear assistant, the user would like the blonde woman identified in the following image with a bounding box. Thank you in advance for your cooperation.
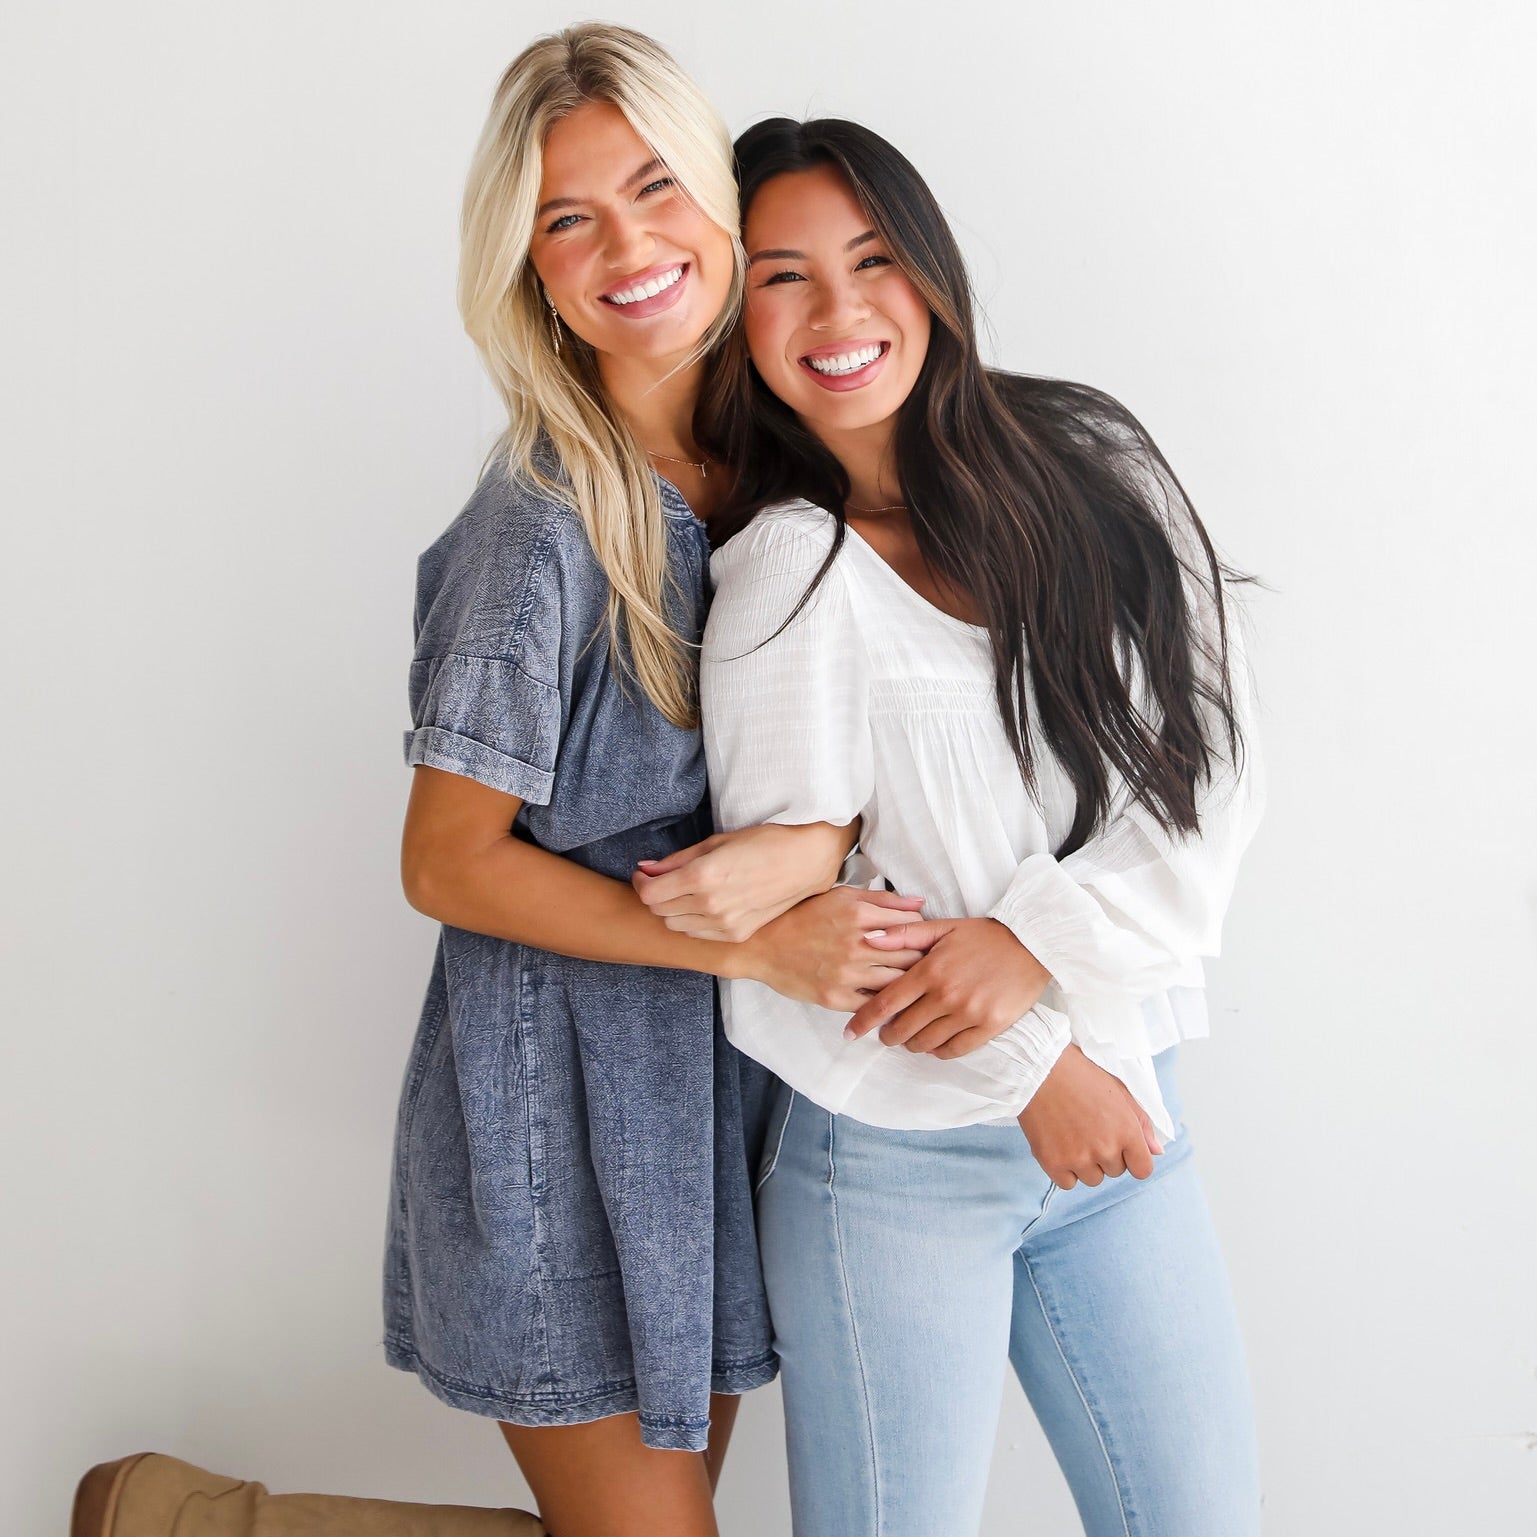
[384,28,925,1537]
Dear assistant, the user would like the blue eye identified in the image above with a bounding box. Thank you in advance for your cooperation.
[640,177,676,196]
[545,213,581,234]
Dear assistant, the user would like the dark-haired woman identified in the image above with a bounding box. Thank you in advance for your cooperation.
[642,120,1265,1536]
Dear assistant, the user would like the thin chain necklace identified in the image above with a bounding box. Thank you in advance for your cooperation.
[647,448,714,479]
[846,501,907,514]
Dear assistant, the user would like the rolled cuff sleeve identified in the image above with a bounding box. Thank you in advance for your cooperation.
[405,652,560,806]
[403,725,553,804]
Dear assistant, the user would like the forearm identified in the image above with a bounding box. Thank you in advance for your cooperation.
[772,817,861,899]
[634,817,863,943]
[405,831,754,979]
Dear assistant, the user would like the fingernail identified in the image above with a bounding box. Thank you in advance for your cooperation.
[868,929,886,938]
[843,1026,858,1040]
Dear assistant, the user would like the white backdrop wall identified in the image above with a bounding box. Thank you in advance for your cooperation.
[3,3,1534,1533]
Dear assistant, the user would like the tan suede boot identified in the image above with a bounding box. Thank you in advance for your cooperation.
[72,1453,547,1536]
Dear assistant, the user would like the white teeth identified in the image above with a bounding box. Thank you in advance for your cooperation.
[806,343,884,375]
[606,265,684,305]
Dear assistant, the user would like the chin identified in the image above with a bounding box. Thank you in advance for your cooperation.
[618,312,719,363]
[801,395,898,432]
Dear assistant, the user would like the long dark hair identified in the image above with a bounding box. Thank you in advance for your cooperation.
[698,117,1249,855]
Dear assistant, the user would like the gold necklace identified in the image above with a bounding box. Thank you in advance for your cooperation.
[647,448,714,479]
[846,501,907,514]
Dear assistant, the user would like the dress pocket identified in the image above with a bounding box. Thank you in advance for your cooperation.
[520,961,623,1282]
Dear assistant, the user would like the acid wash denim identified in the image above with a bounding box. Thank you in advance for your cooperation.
[757,1049,1262,1535]
[383,453,777,1452]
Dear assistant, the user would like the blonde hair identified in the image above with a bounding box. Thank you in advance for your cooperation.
[459,23,743,727]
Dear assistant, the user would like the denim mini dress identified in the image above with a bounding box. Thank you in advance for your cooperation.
[383,451,778,1452]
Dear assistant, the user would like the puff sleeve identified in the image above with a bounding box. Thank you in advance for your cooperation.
[988,578,1265,1085]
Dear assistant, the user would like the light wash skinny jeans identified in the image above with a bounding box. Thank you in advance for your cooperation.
[756,1050,1261,1537]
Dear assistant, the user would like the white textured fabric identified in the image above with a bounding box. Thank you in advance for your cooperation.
[701,500,1263,1137]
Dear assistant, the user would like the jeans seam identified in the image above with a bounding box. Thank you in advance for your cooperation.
[1021,1253,1132,1537]
[1018,1182,1057,1241]
[827,1113,882,1536]
[754,1090,797,1195]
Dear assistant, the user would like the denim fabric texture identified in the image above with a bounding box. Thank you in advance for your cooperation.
[757,1050,1261,1536]
[384,454,777,1452]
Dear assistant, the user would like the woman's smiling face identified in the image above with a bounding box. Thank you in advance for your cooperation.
[742,163,930,439]
[529,101,735,368]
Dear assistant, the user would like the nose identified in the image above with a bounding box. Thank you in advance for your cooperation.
[809,274,871,331]
[601,209,655,274]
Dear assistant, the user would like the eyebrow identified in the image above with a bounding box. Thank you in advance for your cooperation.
[747,229,880,265]
[535,157,667,219]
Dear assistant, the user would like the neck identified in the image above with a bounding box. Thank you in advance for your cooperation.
[815,417,902,511]
[599,350,706,459]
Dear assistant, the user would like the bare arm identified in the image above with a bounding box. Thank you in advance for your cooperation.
[402,766,922,1003]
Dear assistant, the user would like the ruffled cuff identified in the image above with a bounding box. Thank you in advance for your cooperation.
[988,853,1181,1001]
[965,1003,1073,1117]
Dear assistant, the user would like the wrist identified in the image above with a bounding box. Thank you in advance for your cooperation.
[983,916,1052,983]
[788,820,853,897]
[717,928,766,985]
[826,819,860,886]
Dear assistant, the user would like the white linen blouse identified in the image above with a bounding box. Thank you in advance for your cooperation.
[700,499,1263,1139]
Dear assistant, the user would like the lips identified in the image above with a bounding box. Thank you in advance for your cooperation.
[798,339,891,392]
[599,262,691,318]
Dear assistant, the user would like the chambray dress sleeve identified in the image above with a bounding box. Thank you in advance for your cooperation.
[403,477,570,807]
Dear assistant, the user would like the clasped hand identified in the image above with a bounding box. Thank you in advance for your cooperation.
[856,919,1163,1188]
[632,827,927,1011]
[633,823,854,942]
[635,841,1162,1190]
[848,916,1050,1056]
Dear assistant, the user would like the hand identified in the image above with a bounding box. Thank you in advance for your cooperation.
[846,918,1051,1058]
[1017,1044,1164,1190]
[736,886,928,1010]
[634,821,856,942]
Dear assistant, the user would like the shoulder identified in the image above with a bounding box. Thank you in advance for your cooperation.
[424,454,583,579]
[413,453,595,659]
[710,498,843,581]
[704,500,859,653]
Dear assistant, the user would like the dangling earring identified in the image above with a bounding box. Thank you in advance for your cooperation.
[545,292,563,355]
